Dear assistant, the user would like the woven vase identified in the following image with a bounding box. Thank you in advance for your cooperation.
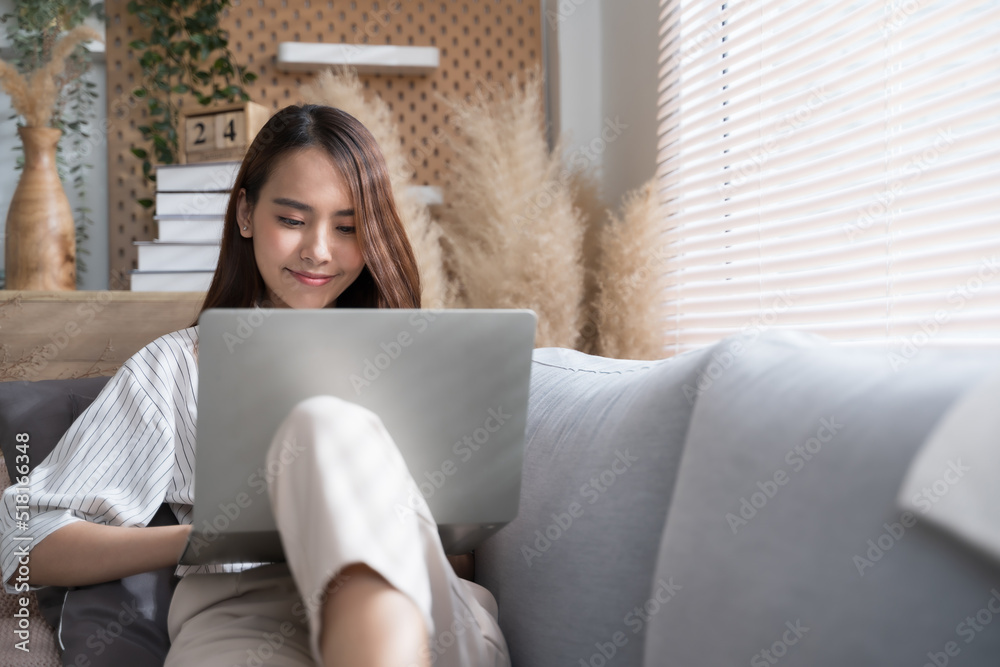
[4,126,76,290]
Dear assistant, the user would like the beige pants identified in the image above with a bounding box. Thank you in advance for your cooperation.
[164,396,510,667]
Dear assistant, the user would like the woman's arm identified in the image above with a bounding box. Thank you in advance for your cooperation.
[0,332,201,591]
[25,522,192,588]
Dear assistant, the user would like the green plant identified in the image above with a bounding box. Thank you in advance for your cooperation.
[0,1,104,286]
[127,0,256,203]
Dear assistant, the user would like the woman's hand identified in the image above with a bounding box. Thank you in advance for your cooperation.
[446,552,475,581]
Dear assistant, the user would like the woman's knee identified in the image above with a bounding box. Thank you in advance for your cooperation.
[289,395,373,423]
[267,395,385,469]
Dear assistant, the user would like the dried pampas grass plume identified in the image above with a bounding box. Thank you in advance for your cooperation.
[593,178,669,360]
[300,68,454,308]
[0,62,31,123]
[570,166,608,354]
[0,26,102,128]
[439,71,585,348]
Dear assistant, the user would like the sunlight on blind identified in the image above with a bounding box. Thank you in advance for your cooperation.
[657,0,1000,358]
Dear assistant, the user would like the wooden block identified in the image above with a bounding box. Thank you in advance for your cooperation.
[214,111,244,150]
[183,114,216,157]
[179,101,271,165]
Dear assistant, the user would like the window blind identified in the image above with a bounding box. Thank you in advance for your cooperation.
[656,0,1000,357]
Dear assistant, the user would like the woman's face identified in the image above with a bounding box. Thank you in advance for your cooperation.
[237,147,366,309]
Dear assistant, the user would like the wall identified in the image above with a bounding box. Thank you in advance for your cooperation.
[545,0,603,165]
[600,0,658,209]
[104,0,543,288]
[546,0,659,209]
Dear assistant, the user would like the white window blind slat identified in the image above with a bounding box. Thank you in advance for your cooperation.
[678,2,997,114]
[668,184,999,252]
[659,0,1000,353]
[672,211,1000,272]
[672,56,997,178]
[678,1,872,85]
[673,266,1000,314]
[666,248,1000,307]
[678,101,997,203]
[679,125,996,216]
[672,203,999,259]
[676,284,1000,328]
[671,166,998,242]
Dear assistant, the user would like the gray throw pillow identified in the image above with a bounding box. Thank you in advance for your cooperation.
[0,377,114,631]
[475,346,710,667]
[0,377,177,667]
[0,377,112,486]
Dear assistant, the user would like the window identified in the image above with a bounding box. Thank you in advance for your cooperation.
[657,0,1000,357]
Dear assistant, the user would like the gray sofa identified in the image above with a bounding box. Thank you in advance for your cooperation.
[3,328,1000,666]
[478,330,1000,666]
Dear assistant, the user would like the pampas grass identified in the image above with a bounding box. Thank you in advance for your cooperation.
[0,26,101,127]
[591,178,669,359]
[300,68,454,308]
[571,166,609,354]
[298,68,668,355]
[439,72,585,348]
[0,63,31,124]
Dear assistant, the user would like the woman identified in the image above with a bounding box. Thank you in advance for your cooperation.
[0,105,509,666]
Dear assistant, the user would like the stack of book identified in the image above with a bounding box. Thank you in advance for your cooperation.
[130,161,240,292]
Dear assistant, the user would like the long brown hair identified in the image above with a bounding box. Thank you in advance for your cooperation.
[192,104,420,325]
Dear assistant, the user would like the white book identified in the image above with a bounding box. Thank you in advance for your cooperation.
[155,216,225,242]
[156,161,240,192]
[156,191,231,217]
[130,270,215,292]
[135,241,221,272]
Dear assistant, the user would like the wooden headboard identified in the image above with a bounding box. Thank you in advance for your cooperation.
[0,291,205,382]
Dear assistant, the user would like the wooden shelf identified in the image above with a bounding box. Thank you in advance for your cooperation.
[276,42,439,75]
[407,186,443,206]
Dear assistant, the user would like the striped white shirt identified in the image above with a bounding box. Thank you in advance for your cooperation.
[1,326,263,593]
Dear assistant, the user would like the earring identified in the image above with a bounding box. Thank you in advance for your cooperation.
[243,226,248,231]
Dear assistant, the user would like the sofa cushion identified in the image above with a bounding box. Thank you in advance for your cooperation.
[0,377,178,667]
[57,503,178,667]
[0,377,112,485]
[0,377,112,632]
[476,345,714,667]
[643,331,1000,665]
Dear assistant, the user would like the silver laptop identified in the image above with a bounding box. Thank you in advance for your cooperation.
[179,308,536,565]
